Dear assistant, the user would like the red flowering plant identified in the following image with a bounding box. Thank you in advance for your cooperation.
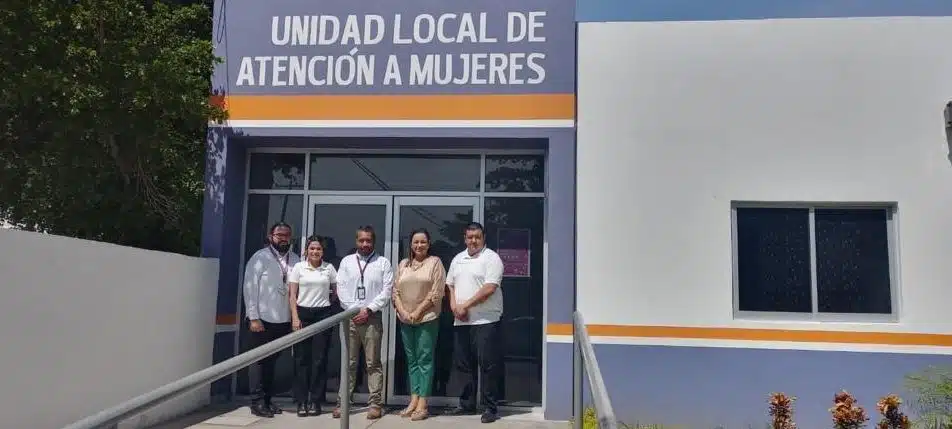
[831,391,869,429]
[769,393,797,429]
[875,394,910,429]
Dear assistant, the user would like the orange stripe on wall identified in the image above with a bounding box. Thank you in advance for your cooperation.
[216,314,238,325]
[547,324,952,347]
[217,94,575,121]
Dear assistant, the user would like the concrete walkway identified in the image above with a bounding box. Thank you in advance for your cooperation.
[150,404,566,429]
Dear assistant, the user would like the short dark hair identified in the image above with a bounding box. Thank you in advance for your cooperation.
[464,222,484,234]
[304,235,327,251]
[356,225,376,242]
[269,222,292,235]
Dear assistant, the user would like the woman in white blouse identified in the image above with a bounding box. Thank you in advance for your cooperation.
[288,235,338,417]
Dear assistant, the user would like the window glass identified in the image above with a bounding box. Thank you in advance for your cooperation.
[242,194,304,263]
[734,206,894,317]
[484,155,545,193]
[484,197,544,405]
[735,208,812,313]
[248,153,306,190]
[309,155,480,192]
[815,209,892,314]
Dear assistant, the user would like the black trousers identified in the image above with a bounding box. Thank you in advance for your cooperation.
[292,306,334,404]
[249,320,291,404]
[453,321,503,413]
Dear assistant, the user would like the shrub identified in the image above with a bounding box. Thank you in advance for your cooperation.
[905,366,952,428]
[769,392,797,429]
[569,406,674,429]
[875,394,910,429]
[574,407,600,429]
[831,390,868,429]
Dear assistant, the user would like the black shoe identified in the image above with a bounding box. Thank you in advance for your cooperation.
[481,410,499,423]
[296,403,308,417]
[267,403,283,414]
[444,406,478,416]
[309,401,322,416]
[250,403,274,418]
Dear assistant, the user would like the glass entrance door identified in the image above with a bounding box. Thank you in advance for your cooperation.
[387,196,480,407]
[307,195,393,405]
[306,195,481,407]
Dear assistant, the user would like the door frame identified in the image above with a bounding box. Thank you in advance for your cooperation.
[305,194,393,406]
[386,196,481,407]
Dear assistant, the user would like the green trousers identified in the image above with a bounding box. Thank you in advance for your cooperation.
[400,319,439,397]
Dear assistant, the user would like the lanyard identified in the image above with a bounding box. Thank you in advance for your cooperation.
[355,252,375,285]
[269,246,290,282]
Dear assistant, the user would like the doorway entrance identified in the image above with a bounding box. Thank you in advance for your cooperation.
[238,149,546,408]
[307,194,480,406]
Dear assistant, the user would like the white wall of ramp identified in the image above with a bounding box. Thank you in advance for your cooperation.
[0,229,219,429]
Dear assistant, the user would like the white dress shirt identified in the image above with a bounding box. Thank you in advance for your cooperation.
[336,252,394,312]
[243,246,300,323]
[447,247,504,326]
[288,260,337,308]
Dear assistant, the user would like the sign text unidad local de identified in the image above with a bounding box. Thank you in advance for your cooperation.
[235,12,550,88]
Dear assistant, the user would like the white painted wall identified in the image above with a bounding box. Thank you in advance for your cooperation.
[576,17,952,334]
[0,229,219,429]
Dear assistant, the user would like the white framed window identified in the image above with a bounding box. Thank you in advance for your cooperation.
[731,202,899,322]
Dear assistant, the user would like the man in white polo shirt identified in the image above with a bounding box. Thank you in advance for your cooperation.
[243,222,300,418]
[332,225,394,420]
[444,222,505,424]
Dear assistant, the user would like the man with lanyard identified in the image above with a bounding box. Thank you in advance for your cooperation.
[332,225,394,420]
[243,222,300,418]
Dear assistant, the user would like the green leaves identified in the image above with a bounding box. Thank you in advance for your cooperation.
[905,366,952,428]
[0,0,225,254]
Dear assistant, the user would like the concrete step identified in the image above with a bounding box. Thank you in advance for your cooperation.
[148,403,566,429]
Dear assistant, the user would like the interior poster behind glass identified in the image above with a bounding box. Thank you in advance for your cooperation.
[498,228,531,278]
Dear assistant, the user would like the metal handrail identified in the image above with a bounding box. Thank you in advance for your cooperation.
[572,311,618,429]
[62,306,362,429]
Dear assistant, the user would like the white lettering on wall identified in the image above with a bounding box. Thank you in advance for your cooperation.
[236,11,551,88]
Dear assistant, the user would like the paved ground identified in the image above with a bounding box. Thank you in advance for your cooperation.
[150,403,567,429]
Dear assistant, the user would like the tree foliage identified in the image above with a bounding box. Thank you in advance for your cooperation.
[0,0,224,255]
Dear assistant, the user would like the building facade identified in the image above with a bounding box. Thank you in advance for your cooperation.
[569,1,952,428]
[204,0,952,426]
[201,0,576,420]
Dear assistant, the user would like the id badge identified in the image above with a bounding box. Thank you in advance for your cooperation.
[356,286,366,301]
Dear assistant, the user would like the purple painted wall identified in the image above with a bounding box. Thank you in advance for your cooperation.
[219,0,576,95]
[547,342,952,428]
[203,0,577,405]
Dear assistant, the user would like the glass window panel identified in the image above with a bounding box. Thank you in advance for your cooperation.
[735,208,812,313]
[237,194,303,397]
[242,194,304,264]
[309,155,480,192]
[312,204,388,264]
[815,209,892,314]
[484,197,544,405]
[392,204,473,398]
[484,155,545,193]
[248,153,306,190]
[308,202,390,397]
